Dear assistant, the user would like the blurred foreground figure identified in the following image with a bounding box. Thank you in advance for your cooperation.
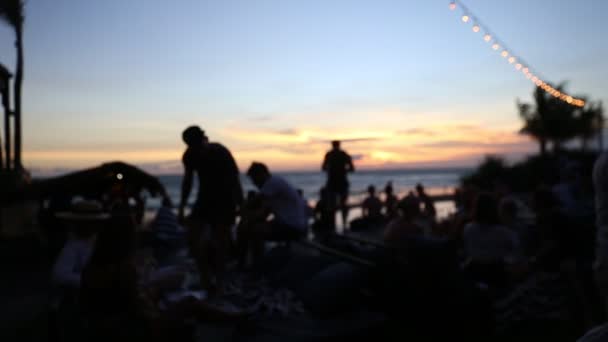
[594,152,608,315]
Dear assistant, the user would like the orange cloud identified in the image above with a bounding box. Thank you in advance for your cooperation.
[24,120,535,173]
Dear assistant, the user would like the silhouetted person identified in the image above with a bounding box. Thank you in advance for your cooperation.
[312,187,336,237]
[416,183,436,220]
[594,152,608,316]
[178,125,243,290]
[322,140,354,228]
[80,205,244,340]
[463,192,519,290]
[384,195,423,248]
[384,181,399,219]
[242,162,308,265]
[52,201,108,310]
[350,185,383,231]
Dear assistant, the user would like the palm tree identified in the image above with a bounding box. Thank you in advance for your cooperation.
[0,0,25,170]
[518,83,581,155]
[578,101,604,151]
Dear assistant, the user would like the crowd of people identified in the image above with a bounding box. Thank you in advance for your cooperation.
[47,124,608,341]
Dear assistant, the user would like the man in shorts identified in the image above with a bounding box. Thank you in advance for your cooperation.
[322,140,355,228]
[179,125,243,289]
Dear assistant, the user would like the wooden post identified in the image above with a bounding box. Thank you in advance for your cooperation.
[3,87,11,171]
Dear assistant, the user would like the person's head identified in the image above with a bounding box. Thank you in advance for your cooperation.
[246,162,270,188]
[385,182,394,195]
[498,198,518,224]
[367,185,376,196]
[331,140,341,150]
[182,125,207,147]
[415,183,425,195]
[398,195,420,220]
[88,203,136,266]
[472,192,499,225]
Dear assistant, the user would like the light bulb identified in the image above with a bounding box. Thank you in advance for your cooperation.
[515,63,522,70]
[508,57,515,64]
[472,25,480,32]
[449,2,457,10]
[501,50,509,57]
[492,43,500,50]
[483,34,491,42]
[522,67,529,74]
[462,15,470,23]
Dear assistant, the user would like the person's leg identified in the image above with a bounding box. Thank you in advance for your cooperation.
[339,191,349,229]
[185,217,214,291]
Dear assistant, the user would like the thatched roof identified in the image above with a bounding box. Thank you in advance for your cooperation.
[28,161,168,200]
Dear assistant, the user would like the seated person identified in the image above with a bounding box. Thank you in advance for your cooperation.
[79,205,244,340]
[241,162,308,265]
[311,187,337,237]
[384,195,424,248]
[463,193,520,289]
[499,197,533,256]
[416,183,437,220]
[350,185,384,231]
[52,201,108,305]
[383,182,399,219]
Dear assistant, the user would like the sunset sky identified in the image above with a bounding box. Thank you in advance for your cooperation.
[0,0,606,174]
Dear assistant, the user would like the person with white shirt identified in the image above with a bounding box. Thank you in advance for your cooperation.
[240,162,307,265]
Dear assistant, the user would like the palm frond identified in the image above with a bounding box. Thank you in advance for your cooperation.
[0,0,24,30]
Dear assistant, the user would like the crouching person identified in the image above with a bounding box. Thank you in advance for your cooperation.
[239,162,308,267]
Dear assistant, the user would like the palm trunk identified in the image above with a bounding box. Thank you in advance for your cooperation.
[3,99,10,170]
[13,26,23,170]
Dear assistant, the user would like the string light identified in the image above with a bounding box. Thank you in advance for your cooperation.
[448,0,585,107]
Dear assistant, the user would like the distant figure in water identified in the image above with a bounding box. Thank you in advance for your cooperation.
[179,125,243,290]
[322,140,355,228]
[350,185,384,231]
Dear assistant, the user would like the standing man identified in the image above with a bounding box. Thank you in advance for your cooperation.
[179,125,243,290]
[594,152,608,316]
[322,140,355,228]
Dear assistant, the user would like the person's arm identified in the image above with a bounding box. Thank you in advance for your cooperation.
[346,154,355,173]
[322,153,329,172]
[179,165,193,222]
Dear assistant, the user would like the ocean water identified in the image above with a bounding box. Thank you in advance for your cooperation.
[151,168,469,220]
